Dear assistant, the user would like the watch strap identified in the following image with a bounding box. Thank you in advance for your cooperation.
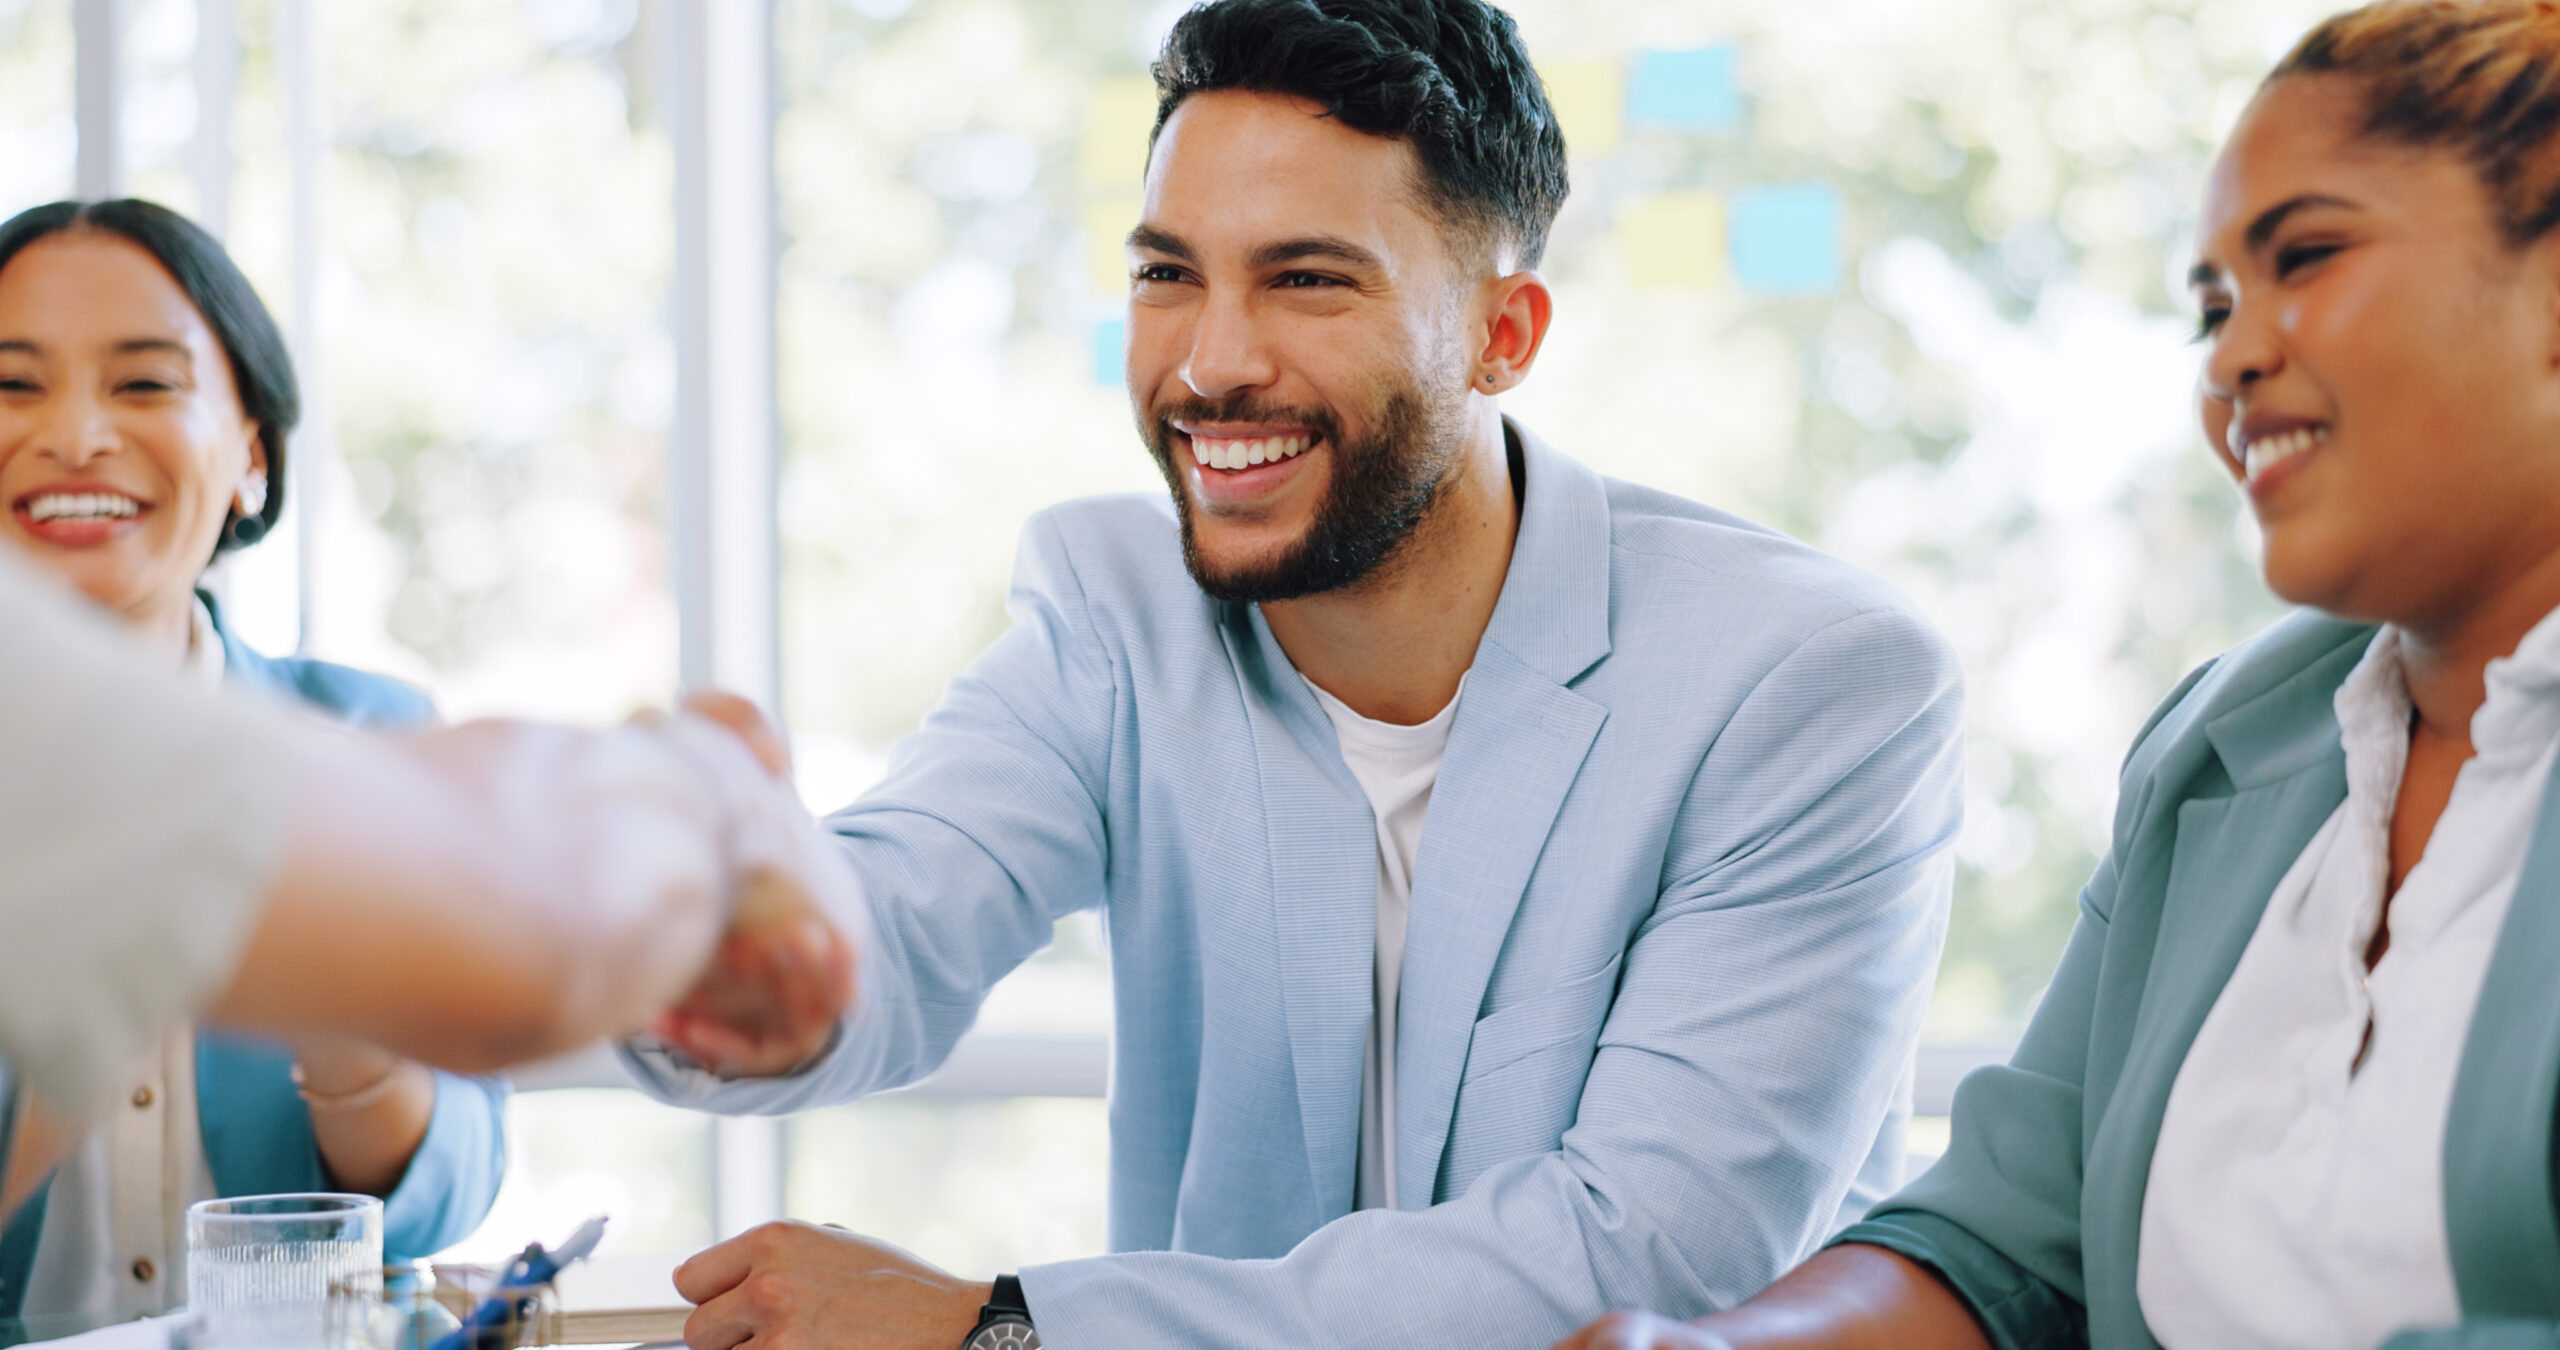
[962,1274,1038,1350]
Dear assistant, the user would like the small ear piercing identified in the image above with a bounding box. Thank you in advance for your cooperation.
[235,471,268,519]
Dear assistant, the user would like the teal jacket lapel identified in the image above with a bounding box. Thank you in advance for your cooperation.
[195,1033,324,1199]
[1395,425,1611,1209]
[2444,750,2560,1317]
[2083,631,2362,1347]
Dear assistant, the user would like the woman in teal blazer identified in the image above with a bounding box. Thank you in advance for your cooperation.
[1554,2,2560,1347]
[0,198,504,1321]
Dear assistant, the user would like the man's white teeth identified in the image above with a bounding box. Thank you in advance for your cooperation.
[2242,425,2330,480]
[24,492,141,523]
[1191,435,1314,471]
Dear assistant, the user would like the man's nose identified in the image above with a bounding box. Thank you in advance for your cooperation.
[1178,292,1278,401]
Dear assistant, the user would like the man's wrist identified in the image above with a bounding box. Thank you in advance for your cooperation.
[959,1273,1037,1348]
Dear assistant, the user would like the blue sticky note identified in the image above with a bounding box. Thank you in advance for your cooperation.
[1729,183,1842,295]
[1627,46,1739,132]
[1093,318,1126,386]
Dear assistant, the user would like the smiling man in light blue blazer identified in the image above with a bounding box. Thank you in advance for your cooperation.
[630,2,1962,1348]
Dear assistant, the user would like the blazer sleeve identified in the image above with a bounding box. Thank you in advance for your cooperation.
[1826,654,2225,1350]
[1012,606,1965,1349]
[619,511,1118,1113]
[379,1072,510,1259]
[1828,892,2108,1350]
[2384,1324,2560,1348]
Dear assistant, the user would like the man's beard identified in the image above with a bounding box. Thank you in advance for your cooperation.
[1142,378,1462,604]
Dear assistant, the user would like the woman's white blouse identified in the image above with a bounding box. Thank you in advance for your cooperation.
[21,600,230,1319]
[2138,608,2560,1349]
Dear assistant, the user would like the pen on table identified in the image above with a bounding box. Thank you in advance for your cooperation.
[428,1215,607,1350]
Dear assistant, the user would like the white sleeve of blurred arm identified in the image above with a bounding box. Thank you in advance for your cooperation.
[0,555,308,1111]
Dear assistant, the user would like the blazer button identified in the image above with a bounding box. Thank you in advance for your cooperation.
[131,1258,156,1282]
[131,1086,153,1109]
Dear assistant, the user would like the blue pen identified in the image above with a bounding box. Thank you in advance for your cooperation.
[428,1216,608,1350]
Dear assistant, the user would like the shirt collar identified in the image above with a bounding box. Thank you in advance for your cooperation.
[2340,601,2560,775]
[2471,601,2560,764]
[1477,418,1613,688]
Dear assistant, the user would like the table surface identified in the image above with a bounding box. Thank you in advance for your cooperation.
[2,1250,692,1347]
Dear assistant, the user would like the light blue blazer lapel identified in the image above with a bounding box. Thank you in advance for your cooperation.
[1396,424,1611,1209]
[1227,602,1379,1218]
[2443,749,2560,1317]
[2081,639,2360,1347]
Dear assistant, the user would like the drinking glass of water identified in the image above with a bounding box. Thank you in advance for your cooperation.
[185,1193,384,1348]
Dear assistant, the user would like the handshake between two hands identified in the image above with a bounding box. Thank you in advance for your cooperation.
[642,690,862,1081]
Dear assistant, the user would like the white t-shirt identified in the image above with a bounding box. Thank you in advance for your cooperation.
[2139,610,2560,1349]
[1302,672,1466,1213]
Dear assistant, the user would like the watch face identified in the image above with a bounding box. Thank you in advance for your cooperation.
[966,1315,1040,1350]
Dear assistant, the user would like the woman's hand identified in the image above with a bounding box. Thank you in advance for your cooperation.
[642,691,862,1079]
[292,1033,435,1196]
[1550,1247,1994,1350]
[1554,1312,1734,1349]
[291,1034,402,1095]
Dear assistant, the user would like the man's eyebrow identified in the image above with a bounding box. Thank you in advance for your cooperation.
[0,340,34,357]
[1128,225,1194,261]
[1246,235,1384,271]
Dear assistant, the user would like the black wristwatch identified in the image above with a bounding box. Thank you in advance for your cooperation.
[961,1273,1040,1349]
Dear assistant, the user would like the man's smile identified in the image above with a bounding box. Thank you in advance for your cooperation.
[1174,423,1327,507]
[1188,432,1314,470]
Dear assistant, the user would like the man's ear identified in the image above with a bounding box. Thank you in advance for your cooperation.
[1472,269,1553,395]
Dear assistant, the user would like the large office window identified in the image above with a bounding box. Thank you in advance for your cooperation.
[0,3,72,205]
[12,0,2330,1270]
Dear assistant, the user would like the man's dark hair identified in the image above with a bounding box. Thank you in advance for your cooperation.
[1151,0,1570,269]
[0,198,299,552]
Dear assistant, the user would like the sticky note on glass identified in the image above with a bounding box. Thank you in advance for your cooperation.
[1093,318,1126,386]
[1619,191,1725,288]
[1080,79,1161,190]
[1539,60,1623,158]
[1729,182,1842,295]
[1627,45,1740,132]
[1086,199,1141,294]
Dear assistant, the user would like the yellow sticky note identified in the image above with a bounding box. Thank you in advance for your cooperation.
[1540,59,1624,159]
[1080,78,1162,190]
[1086,198,1142,294]
[1620,191,1726,288]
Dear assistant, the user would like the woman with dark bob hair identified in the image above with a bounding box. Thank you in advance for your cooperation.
[1557,2,2560,1347]
[0,199,504,1321]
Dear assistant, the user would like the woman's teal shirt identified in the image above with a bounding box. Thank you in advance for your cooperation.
[1836,610,2560,1350]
